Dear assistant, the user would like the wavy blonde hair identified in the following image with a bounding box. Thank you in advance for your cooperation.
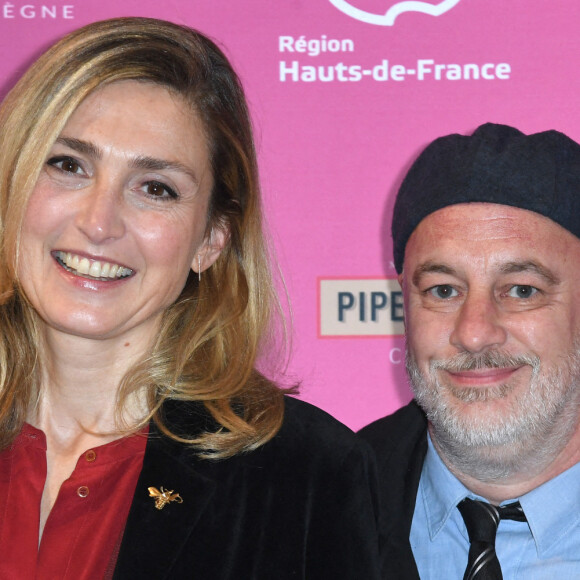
[0,17,287,457]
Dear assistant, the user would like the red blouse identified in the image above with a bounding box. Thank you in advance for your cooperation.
[0,423,147,579]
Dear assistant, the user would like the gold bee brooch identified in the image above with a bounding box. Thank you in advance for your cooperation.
[148,486,183,510]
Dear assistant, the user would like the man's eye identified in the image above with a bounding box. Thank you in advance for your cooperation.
[507,285,537,299]
[428,285,458,299]
[143,181,178,200]
[47,156,84,175]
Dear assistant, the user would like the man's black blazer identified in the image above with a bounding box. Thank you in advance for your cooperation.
[358,401,428,580]
[112,396,381,579]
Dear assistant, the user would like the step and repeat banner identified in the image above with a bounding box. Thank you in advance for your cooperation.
[1,1,579,429]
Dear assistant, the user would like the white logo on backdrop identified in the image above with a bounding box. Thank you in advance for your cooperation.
[319,278,404,337]
[329,0,462,26]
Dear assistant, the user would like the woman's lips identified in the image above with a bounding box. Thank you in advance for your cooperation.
[52,250,134,281]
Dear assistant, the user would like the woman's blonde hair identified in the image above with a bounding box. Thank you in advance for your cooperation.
[0,17,287,457]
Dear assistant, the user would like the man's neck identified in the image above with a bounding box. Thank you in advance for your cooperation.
[430,420,580,504]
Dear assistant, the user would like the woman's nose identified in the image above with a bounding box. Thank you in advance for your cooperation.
[74,184,125,244]
[449,292,507,354]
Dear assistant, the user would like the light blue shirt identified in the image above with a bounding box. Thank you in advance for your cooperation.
[410,434,580,579]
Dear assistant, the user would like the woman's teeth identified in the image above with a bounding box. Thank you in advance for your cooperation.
[54,251,133,280]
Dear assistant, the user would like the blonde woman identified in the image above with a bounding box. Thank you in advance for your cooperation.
[0,17,380,579]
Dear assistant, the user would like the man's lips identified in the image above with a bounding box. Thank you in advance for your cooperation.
[442,366,524,386]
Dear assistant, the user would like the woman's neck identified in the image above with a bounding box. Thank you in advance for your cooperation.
[29,326,153,436]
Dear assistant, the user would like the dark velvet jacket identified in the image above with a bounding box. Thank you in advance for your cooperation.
[357,401,428,580]
[112,396,382,579]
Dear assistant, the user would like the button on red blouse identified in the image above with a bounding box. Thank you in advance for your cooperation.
[0,423,148,579]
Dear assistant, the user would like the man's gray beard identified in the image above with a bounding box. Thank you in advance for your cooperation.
[406,346,580,482]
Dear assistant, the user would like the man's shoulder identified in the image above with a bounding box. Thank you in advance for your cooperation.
[358,401,427,578]
[358,400,427,452]
[357,400,429,484]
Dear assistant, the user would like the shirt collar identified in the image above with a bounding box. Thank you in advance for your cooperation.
[419,433,471,541]
[419,433,580,555]
[518,460,580,556]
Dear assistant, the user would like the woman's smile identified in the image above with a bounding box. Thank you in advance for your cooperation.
[53,250,133,281]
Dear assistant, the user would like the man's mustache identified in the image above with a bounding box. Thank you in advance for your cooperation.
[430,351,540,373]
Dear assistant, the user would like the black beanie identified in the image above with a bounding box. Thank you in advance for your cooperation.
[392,123,580,273]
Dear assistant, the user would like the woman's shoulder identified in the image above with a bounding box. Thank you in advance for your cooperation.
[260,395,372,467]
[278,395,355,442]
[157,395,372,471]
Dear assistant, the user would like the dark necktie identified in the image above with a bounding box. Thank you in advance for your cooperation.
[457,498,526,580]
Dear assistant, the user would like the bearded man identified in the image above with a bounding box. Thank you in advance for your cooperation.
[359,123,580,579]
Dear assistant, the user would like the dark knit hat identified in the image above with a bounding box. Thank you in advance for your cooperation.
[392,123,580,273]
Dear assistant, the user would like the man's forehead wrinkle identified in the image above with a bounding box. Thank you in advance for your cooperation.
[413,207,535,247]
[472,215,532,241]
[441,215,530,243]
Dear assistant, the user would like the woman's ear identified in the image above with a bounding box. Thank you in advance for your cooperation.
[191,226,228,274]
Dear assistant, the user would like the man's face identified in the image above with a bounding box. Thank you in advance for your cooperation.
[402,203,580,468]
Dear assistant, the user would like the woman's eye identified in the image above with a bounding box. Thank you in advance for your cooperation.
[507,285,538,299]
[428,285,458,299]
[143,181,178,200]
[47,156,84,175]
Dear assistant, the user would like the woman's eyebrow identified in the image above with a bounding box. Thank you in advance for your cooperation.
[54,137,199,184]
[55,136,102,159]
[130,155,199,184]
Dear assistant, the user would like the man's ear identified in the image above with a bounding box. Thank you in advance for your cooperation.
[191,226,228,274]
[397,272,404,290]
[397,271,407,330]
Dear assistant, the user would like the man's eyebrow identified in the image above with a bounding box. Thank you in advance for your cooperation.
[55,137,102,159]
[411,259,561,287]
[499,261,560,285]
[412,262,457,287]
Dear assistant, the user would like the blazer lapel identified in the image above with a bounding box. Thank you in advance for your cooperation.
[384,403,426,580]
[112,431,216,580]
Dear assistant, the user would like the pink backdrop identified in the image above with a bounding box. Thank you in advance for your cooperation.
[2,0,580,429]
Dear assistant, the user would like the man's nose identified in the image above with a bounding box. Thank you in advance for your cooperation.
[449,291,507,354]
